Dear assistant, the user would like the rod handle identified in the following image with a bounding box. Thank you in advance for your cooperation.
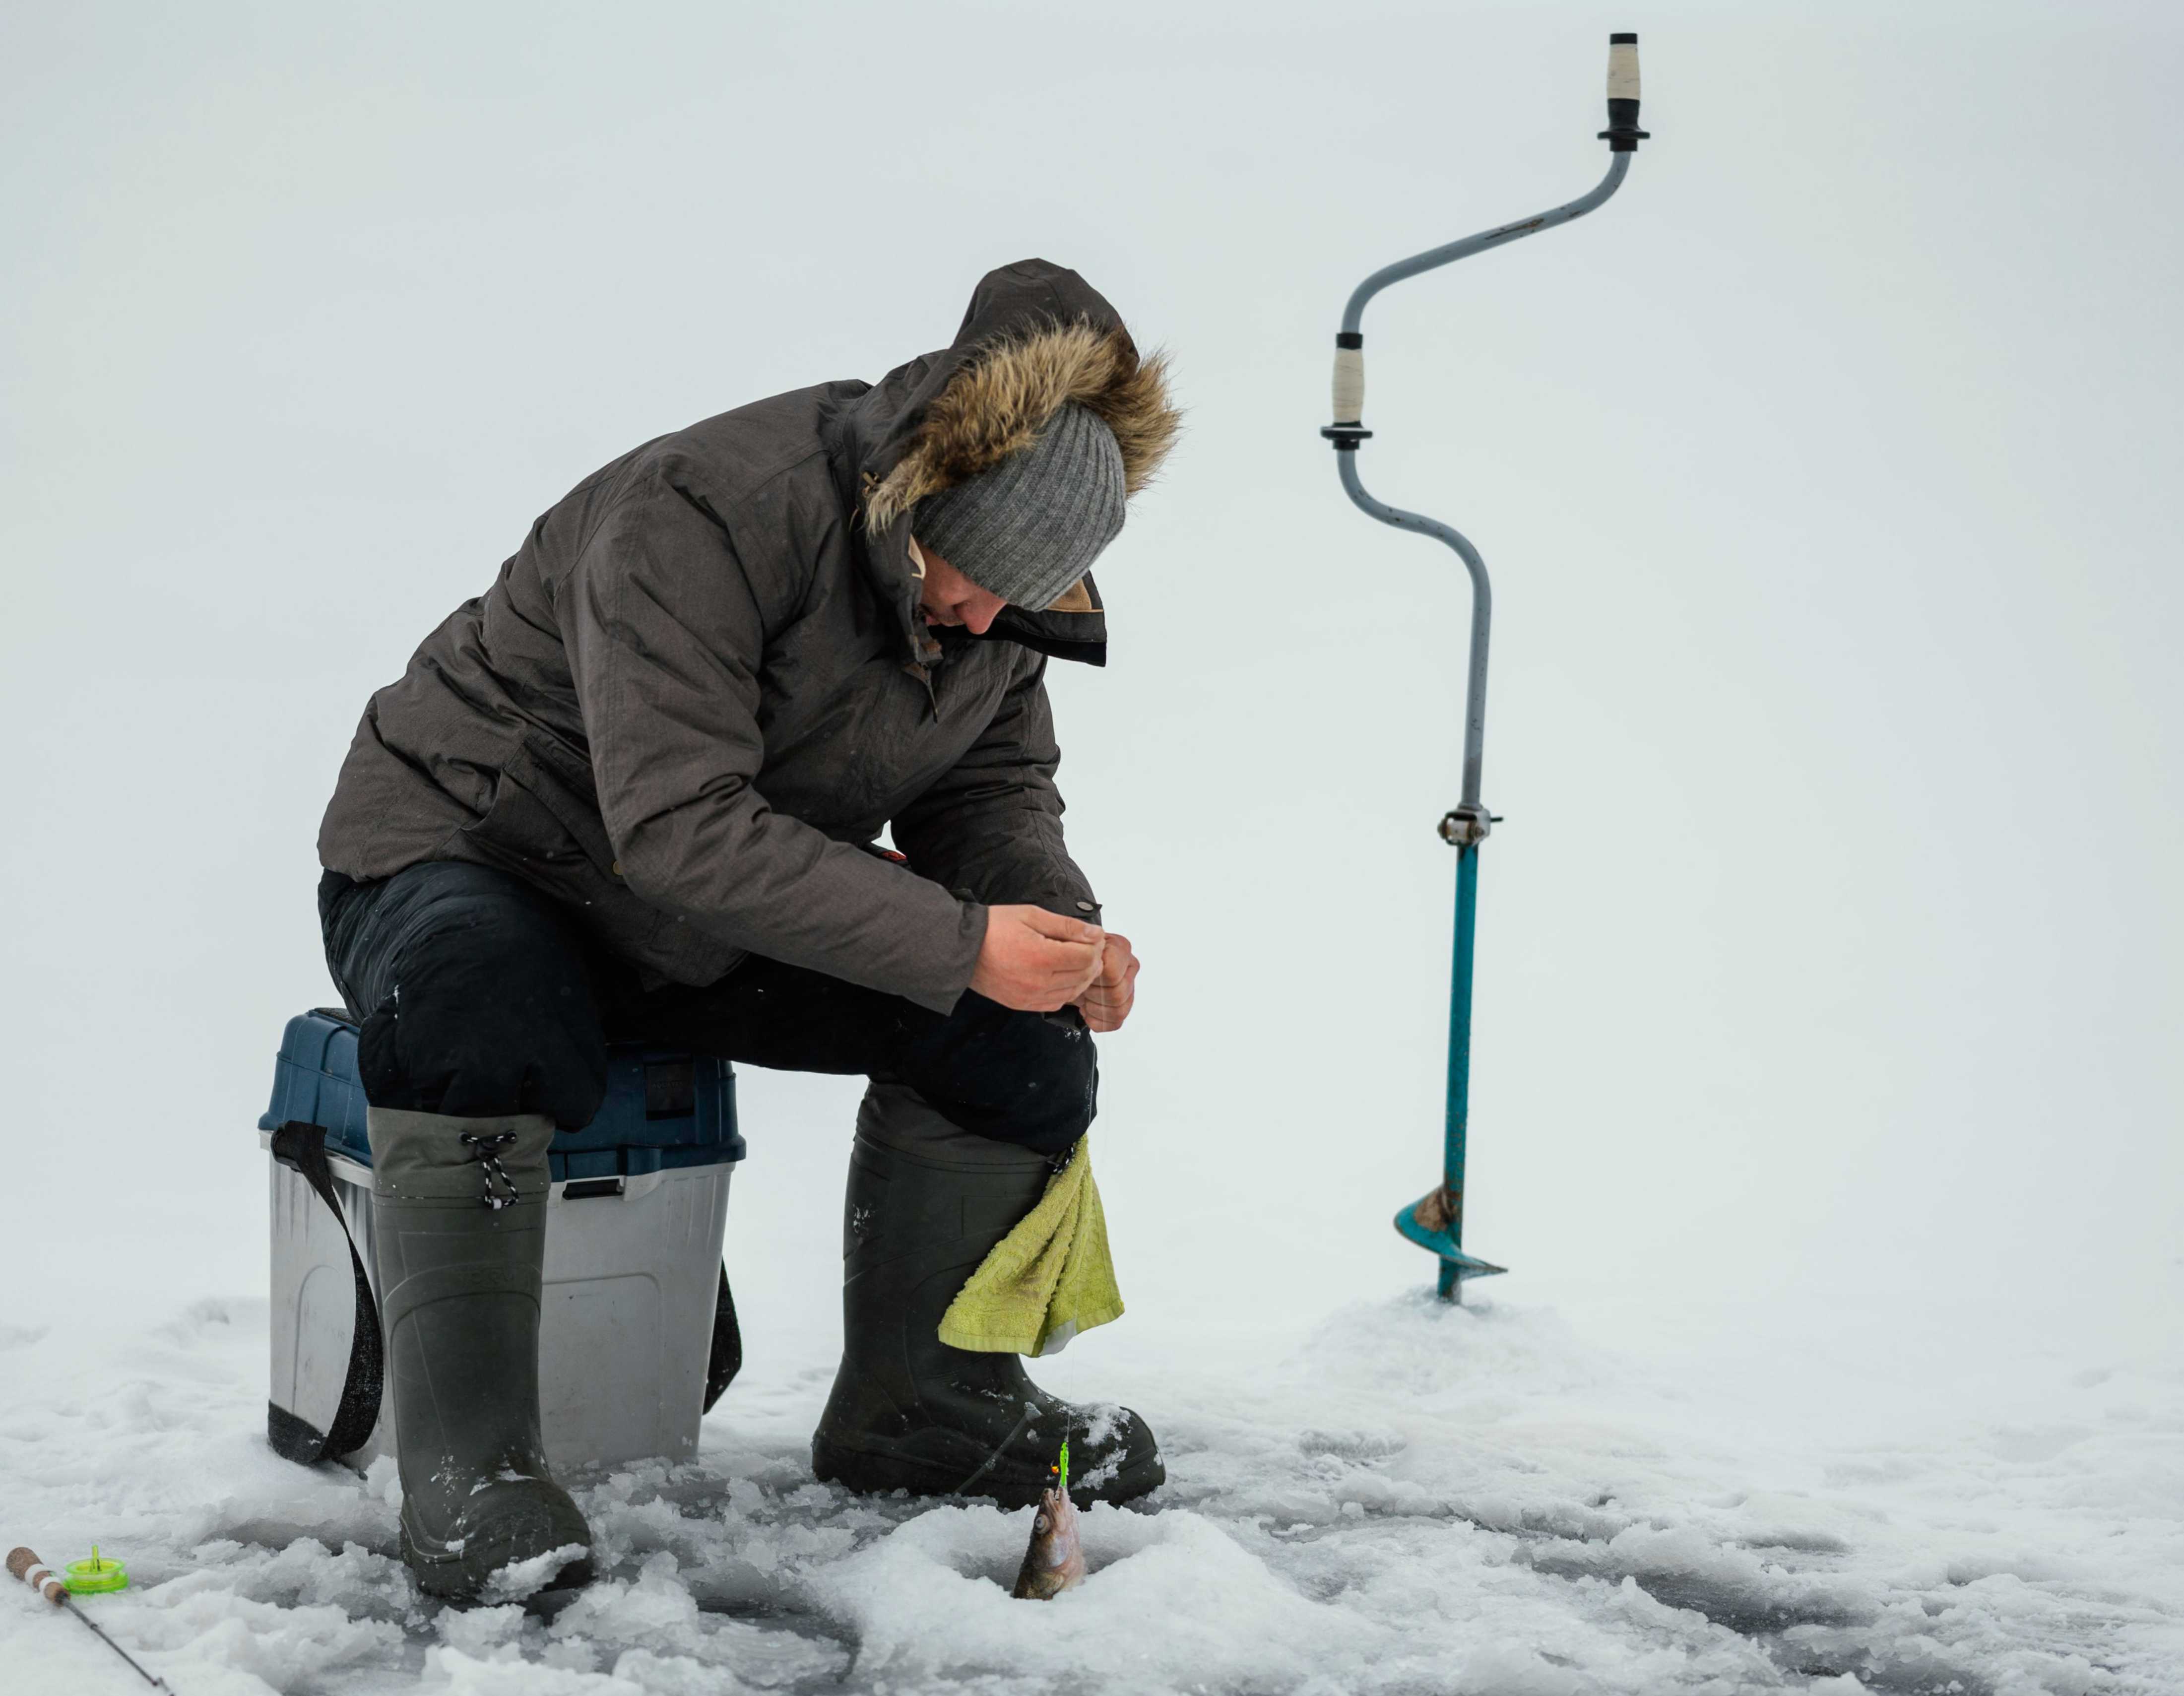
[1601,32,1650,151]
[8,1546,68,1606]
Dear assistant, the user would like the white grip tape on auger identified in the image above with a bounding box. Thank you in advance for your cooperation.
[1606,41,1640,100]
[1332,347,1365,422]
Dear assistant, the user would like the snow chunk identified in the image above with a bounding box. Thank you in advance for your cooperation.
[481,1543,591,1605]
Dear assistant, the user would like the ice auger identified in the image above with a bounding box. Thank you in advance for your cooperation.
[1323,34,1649,1302]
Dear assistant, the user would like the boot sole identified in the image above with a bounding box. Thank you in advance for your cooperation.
[401,1495,596,1603]
[406,1535,595,1603]
[814,1432,1165,1510]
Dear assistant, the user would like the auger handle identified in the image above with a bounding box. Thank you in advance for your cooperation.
[1601,32,1651,151]
[1325,31,1649,430]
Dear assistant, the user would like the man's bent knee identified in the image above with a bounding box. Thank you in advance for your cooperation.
[898,995,1098,1159]
[325,862,609,1127]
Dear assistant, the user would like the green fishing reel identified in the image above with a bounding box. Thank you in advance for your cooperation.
[64,1546,129,1595]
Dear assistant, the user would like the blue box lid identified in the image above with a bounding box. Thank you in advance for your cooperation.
[260,1010,743,1180]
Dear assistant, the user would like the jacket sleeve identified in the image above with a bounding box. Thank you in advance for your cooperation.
[561,470,987,1013]
[890,653,1100,922]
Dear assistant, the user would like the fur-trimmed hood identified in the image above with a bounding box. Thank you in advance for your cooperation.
[863,320,1179,534]
[840,260,1180,666]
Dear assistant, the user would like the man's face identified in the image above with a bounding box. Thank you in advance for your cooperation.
[913,539,1008,636]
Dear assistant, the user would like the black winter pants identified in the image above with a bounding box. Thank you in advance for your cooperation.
[319,862,1097,1158]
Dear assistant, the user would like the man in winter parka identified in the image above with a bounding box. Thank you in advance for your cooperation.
[316,260,1180,1598]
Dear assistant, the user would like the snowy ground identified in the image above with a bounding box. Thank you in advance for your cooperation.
[4,1280,2180,1696]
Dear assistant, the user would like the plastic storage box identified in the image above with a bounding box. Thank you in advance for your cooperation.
[262,1009,743,1473]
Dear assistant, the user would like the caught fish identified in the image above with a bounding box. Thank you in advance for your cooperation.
[1011,1442,1086,1600]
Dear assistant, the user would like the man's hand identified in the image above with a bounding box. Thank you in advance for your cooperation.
[1073,931,1139,1033]
[970,905,1104,1012]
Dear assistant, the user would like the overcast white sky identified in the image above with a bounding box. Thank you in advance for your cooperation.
[1,2,2177,1374]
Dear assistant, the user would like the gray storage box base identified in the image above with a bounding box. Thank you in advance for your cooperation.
[268,1135,734,1473]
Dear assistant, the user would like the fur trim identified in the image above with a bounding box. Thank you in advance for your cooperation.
[866,320,1180,535]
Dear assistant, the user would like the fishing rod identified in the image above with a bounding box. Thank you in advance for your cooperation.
[8,1547,175,1691]
[1323,33,1650,1303]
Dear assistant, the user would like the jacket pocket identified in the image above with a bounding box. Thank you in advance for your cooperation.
[458,746,743,988]
[463,760,596,873]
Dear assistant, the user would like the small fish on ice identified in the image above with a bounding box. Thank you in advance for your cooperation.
[1011,1441,1086,1601]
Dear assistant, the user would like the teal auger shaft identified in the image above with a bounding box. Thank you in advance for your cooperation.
[1439,844,1480,1303]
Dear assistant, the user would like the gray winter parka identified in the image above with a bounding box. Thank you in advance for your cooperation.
[317,260,1179,1014]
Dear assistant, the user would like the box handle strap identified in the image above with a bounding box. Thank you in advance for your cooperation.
[267,1120,385,1466]
[703,1262,742,1413]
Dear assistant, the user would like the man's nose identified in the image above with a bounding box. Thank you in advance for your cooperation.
[963,599,1001,636]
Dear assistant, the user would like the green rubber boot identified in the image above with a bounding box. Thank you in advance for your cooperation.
[811,1083,1163,1508]
[368,1108,594,1601]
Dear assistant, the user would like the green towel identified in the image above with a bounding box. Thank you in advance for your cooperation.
[938,1137,1122,1357]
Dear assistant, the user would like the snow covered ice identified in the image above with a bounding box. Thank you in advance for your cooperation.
[4,1283,2179,1696]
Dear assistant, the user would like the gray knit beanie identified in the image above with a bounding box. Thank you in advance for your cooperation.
[912,403,1125,611]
